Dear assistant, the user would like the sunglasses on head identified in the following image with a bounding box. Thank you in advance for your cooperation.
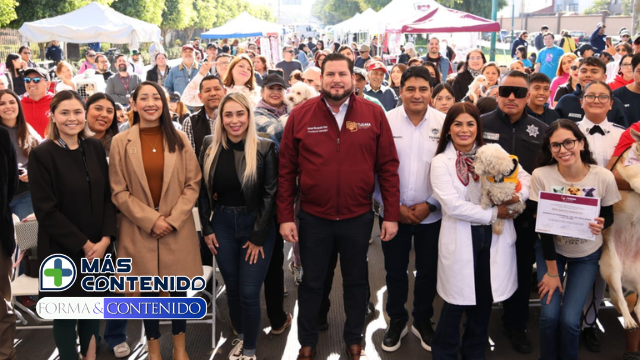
[24,77,43,84]
[498,86,528,98]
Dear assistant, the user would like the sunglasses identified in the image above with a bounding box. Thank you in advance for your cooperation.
[570,65,579,71]
[498,86,528,98]
[87,54,96,57]
[24,77,43,84]
[285,50,294,53]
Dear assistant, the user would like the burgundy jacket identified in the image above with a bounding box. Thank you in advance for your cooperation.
[277,93,400,223]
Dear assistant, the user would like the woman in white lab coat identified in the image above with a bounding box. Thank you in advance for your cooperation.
[429,102,530,360]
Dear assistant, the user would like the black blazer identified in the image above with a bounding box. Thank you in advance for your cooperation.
[29,138,117,297]
[197,136,278,246]
[0,126,18,257]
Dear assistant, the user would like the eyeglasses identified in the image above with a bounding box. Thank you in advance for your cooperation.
[469,56,483,61]
[549,139,578,153]
[285,50,294,53]
[24,77,43,84]
[87,54,96,57]
[570,65,579,71]
[498,86,528,98]
[248,55,255,58]
[218,61,230,66]
[583,94,610,103]
[621,63,633,68]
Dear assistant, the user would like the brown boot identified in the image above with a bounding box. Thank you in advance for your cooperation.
[147,338,162,360]
[296,346,316,360]
[172,333,190,360]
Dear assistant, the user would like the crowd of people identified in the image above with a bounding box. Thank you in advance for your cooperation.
[1,27,640,360]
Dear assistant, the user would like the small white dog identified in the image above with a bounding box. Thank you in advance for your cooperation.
[601,128,640,329]
[474,144,526,235]
[280,82,319,127]
[465,75,488,104]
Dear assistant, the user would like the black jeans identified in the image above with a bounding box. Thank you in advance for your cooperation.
[501,213,536,332]
[143,291,187,340]
[381,220,440,323]
[297,210,373,347]
[432,225,493,360]
[264,224,287,329]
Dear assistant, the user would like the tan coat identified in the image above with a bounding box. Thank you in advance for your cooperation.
[109,125,203,291]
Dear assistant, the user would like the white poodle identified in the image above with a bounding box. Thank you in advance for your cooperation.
[280,82,319,127]
[465,75,488,104]
[474,144,526,235]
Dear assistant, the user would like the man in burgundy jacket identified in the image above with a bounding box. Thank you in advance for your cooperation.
[278,52,400,360]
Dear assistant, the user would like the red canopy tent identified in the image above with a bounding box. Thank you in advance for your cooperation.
[385,2,500,33]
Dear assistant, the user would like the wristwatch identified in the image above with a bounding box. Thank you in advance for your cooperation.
[425,202,437,213]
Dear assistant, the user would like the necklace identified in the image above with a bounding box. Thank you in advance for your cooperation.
[141,133,160,153]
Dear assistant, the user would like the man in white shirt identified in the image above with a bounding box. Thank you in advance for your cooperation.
[127,49,144,77]
[374,66,444,353]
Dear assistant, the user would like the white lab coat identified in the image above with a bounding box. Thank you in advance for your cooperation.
[430,142,530,306]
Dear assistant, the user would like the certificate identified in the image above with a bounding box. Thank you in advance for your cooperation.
[535,191,601,241]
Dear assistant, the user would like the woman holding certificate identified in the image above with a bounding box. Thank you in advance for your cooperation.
[529,119,620,360]
[430,103,529,360]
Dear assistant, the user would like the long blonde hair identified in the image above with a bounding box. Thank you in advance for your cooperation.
[203,92,258,187]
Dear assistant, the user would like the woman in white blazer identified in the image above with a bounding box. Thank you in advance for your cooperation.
[429,102,530,360]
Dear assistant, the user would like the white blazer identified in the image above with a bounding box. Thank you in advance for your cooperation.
[430,142,530,305]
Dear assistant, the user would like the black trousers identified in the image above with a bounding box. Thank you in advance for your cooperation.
[297,210,373,347]
[501,213,537,331]
[263,227,287,328]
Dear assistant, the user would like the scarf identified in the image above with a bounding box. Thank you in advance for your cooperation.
[469,68,481,78]
[257,100,288,118]
[456,148,479,186]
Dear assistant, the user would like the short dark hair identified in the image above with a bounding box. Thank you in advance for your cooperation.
[435,102,484,156]
[215,53,232,61]
[631,53,640,71]
[432,83,454,100]
[501,70,530,86]
[320,53,353,76]
[115,54,126,62]
[543,32,555,40]
[400,65,433,89]
[529,72,551,85]
[541,25,549,30]
[337,45,352,54]
[18,46,29,54]
[579,56,606,73]
[199,74,224,93]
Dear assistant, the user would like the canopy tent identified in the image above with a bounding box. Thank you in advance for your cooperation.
[200,12,283,39]
[386,2,500,33]
[18,2,161,49]
[376,0,435,33]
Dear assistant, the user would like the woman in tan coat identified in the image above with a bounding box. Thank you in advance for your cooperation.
[109,81,202,360]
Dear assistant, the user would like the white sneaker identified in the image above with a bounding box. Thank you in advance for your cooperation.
[113,341,131,358]
[228,339,244,360]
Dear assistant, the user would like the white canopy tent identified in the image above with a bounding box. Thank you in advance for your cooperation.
[18,2,161,49]
[200,12,283,39]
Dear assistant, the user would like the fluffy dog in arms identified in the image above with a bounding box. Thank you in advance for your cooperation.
[474,144,526,235]
[465,75,488,104]
[600,128,640,329]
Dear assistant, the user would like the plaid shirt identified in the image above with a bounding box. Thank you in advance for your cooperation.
[182,110,216,155]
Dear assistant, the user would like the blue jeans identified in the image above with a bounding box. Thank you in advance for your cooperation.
[143,292,186,340]
[535,240,601,360]
[212,205,275,351]
[104,320,127,349]
[9,191,32,220]
[381,219,440,323]
[433,225,493,360]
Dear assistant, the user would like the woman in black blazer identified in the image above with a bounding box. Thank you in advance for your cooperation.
[452,50,487,102]
[28,90,116,360]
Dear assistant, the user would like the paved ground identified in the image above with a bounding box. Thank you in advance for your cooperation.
[13,217,629,359]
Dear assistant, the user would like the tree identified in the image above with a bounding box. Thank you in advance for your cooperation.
[582,0,611,15]
[0,0,17,27]
[111,0,165,26]
[362,0,391,11]
[312,0,364,25]
[161,0,195,36]
[435,0,508,20]
[621,0,632,15]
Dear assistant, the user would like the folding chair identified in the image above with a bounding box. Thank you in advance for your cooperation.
[11,218,51,327]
